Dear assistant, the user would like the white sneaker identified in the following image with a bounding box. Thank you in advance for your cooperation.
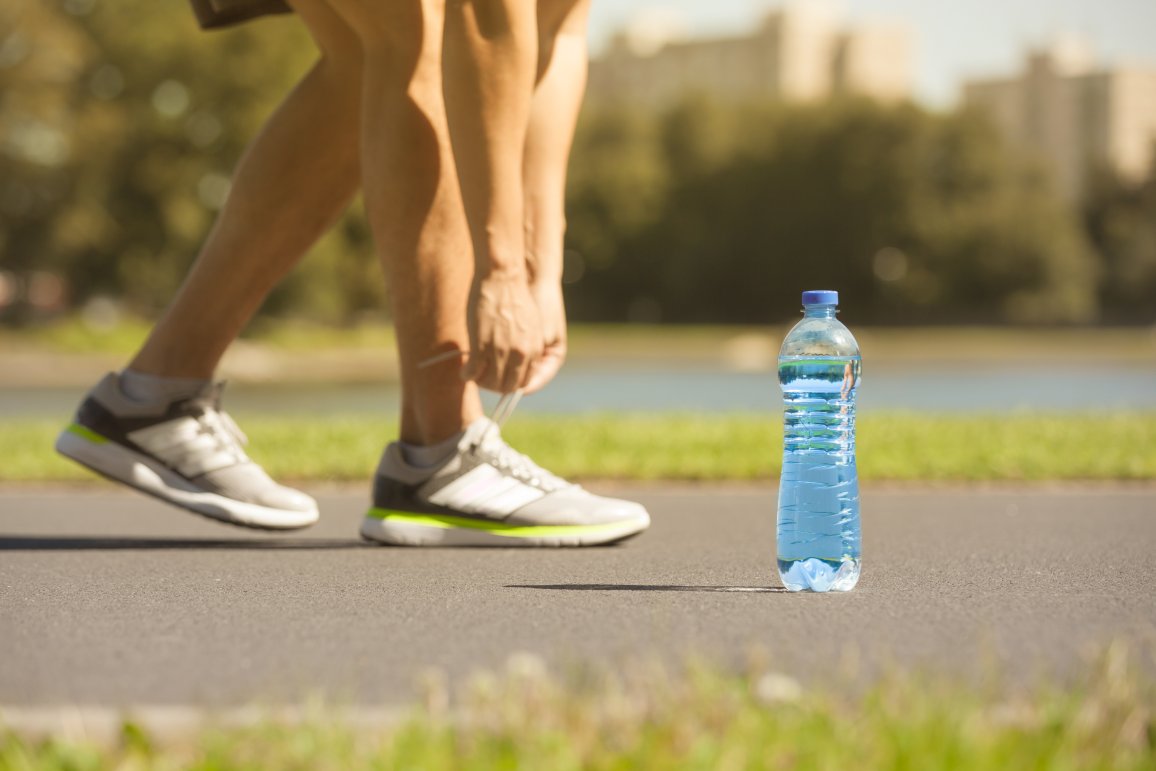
[361,418,650,547]
[55,373,319,530]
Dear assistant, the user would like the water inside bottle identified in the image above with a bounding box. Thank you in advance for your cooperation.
[777,355,862,592]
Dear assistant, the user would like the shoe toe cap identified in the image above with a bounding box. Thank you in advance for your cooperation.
[508,489,650,528]
[256,485,318,514]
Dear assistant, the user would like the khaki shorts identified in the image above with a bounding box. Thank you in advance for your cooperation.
[190,0,292,29]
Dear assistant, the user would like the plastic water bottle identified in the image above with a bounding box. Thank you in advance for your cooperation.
[777,290,861,592]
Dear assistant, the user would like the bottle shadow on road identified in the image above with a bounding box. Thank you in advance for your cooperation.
[508,584,787,593]
[0,536,366,551]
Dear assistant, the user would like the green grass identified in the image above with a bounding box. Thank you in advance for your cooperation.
[6,413,1155,482]
[0,316,155,355]
[0,316,397,356]
[2,644,1153,770]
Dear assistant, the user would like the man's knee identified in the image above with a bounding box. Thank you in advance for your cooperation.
[289,0,364,74]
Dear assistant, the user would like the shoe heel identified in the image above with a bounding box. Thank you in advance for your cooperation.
[55,423,109,465]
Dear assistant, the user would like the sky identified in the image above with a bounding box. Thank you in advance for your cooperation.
[586,0,1156,107]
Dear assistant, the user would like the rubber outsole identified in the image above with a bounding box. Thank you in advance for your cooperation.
[359,509,650,547]
[55,426,319,531]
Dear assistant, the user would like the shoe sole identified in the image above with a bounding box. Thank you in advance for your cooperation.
[55,424,319,531]
[359,508,649,547]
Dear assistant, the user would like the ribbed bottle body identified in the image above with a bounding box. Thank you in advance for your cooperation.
[777,355,861,592]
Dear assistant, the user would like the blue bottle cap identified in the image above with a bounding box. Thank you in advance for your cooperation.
[801,290,839,306]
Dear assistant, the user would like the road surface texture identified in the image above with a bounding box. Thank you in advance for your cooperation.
[2,486,1154,713]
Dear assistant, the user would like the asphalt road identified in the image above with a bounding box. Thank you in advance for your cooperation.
[2,485,1154,710]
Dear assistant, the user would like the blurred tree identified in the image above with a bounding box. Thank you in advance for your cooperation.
[0,0,381,326]
[563,105,669,319]
[564,99,1101,324]
[0,1,90,322]
[1084,168,1156,323]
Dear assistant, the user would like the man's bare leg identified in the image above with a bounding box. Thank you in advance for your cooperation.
[317,0,482,445]
[55,2,370,529]
[129,1,363,378]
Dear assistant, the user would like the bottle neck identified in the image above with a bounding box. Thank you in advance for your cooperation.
[803,304,837,319]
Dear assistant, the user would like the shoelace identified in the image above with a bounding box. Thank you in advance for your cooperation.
[483,391,569,492]
[490,390,522,430]
[202,409,248,445]
[419,347,567,490]
[478,426,569,492]
[190,385,249,463]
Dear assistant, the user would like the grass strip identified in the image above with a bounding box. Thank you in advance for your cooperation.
[5,318,1155,361]
[1,645,1153,770]
[3,413,1154,483]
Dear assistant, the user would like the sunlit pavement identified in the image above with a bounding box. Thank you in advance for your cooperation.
[1,485,1153,709]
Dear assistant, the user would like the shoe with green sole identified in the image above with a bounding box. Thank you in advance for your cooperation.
[361,417,650,547]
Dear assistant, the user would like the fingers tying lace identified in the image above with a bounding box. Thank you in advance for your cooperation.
[420,346,524,441]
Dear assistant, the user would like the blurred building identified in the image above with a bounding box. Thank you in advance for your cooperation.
[587,1,913,107]
[964,40,1156,201]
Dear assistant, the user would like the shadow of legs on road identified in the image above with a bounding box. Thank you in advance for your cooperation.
[508,584,787,593]
[0,536,367,551]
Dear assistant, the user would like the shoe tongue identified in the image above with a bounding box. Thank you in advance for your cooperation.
[458,416,570,492]
[459,417,500,451]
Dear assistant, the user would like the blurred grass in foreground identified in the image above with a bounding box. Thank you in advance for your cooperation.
[4,413,1154,482]
[2,644,1152,770]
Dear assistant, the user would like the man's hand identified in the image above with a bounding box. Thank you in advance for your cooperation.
[462,271,545,394]
[523,280,567,394]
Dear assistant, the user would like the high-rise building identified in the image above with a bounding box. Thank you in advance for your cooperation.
[963,41,1156,201]
[586,1,913,108]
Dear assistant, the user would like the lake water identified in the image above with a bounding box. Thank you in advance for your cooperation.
[5,363,1155,418]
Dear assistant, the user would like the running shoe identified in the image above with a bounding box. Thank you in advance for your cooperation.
[55,372,319,530]
[361,417,650,546]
